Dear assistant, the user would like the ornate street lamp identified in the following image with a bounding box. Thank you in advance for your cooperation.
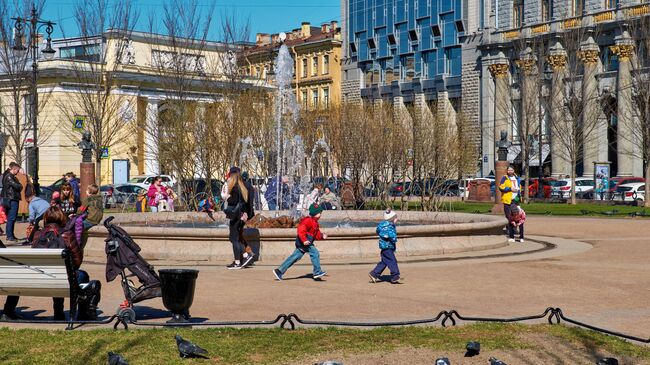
[12,5,56,194]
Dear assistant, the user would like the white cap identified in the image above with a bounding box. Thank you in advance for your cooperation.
[383,209,397,220]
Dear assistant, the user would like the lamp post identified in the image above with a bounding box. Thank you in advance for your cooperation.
[12,5,56,195]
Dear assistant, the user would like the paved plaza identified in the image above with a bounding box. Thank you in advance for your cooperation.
[4,215,649,339]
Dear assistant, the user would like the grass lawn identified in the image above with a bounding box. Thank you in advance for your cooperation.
[0,324,648,364]
[444,201,650,216]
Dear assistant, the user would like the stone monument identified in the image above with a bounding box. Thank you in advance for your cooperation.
[492,130,511,214]
[78,130,96,199]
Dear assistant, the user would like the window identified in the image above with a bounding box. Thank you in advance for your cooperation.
[312,89,319,107]
[323,55,329,74]
[302,90,308,108]
[60,44,101,62]
[402,55,415,81]
[302,59,308,78]
[255,66,261,78]
[323,88,330,108]
[312,57,318,76]
[444,48,452,74]
[605,0,618,9]
[541,0,552,22]
[573,0,584,16]
[513,0,524,28]
[601,46,619,71]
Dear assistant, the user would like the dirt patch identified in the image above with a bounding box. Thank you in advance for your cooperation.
[287,331,638,365]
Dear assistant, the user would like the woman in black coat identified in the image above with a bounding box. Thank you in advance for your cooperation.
[221,167,255,269]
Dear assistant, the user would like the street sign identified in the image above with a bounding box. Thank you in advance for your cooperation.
[100,146,109,159]
[73,116,86,130]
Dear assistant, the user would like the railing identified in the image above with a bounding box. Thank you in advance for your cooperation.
[504,30,520,40]
[626,4,650,17]
[3,307,649,343]
[594,10,615,23]
[561,17,581,29]
[531,24,549,34]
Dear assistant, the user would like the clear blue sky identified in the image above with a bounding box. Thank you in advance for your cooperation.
[39,0,341,41]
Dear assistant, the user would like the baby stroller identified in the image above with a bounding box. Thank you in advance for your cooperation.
[104,216,161,322]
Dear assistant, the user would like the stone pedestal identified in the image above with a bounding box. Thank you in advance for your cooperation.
[492,160,508,214]
[80,162,96,200]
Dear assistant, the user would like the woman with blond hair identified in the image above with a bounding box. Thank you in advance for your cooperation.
[221,167,255,269]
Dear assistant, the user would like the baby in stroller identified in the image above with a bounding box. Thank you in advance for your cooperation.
[103,217,161,317]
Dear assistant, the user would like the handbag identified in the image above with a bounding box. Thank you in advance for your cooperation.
[223,201,243,220]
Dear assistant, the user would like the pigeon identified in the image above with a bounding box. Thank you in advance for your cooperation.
[175,335,209,359]
[464,341,480,357]
[435,357,451,365]
[107,352,129,365]
[489,357,507,365]
[597,358,619,365]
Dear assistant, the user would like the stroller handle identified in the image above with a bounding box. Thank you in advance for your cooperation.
[104,216,115,228]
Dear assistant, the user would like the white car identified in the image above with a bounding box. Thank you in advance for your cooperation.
[551,177,595,199]
[129,175,176,190]
[615,182,646,202]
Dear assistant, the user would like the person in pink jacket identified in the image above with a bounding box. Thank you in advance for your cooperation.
[507,205,526,243]
[147,176,168,212]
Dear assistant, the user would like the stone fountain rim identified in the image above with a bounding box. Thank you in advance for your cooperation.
[89,210,506,239]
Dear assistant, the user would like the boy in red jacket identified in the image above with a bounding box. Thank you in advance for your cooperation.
[273,203,327,281]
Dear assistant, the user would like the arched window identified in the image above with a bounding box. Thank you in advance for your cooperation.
[573,0,584,16]
[541,0,552,22]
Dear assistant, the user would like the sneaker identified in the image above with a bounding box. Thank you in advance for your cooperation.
[226,261,242,270]
[273,269,283,281]
[518,238,525,243]
[507,238,515,243]
[241,253,255,268]
[313,271,327,279]
[390,276,403,284]
[368,272,380,283]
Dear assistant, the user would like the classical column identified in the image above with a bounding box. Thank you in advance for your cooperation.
[612,32,643,177]
[488,57,511,159]
[580,37,603,178]
[488,56,510,209]
[548,42,570,178]
[516,47,538,180]
[144,98,160,175]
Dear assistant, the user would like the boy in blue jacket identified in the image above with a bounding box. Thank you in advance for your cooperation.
[369,209,401,284]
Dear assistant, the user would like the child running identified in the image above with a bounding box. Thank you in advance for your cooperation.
[273,203,327,281]
[507,205,526,243]
[369,209,401,284]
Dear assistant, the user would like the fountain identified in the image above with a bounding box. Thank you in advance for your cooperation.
[82,34,510,263]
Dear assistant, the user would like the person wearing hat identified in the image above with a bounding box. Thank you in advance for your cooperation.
[222,166,255,269]
[369,209,401,284]
[272,203,328,281]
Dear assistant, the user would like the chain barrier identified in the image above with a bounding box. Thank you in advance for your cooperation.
[1,307,649,343]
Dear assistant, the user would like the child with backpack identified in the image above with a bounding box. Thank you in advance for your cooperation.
[369,209,401,284]
[273,203,327,281]
[80,184,103,230]
[507,205,526,243]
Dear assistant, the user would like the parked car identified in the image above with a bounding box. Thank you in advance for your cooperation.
[614,182,646,202]
[528,177,557,198]
[37,186,55,203]
[48,177,80,192]
[551,177,595,199]
[607,177,645,196]
[100,184,146,208]
[129,174,176,190]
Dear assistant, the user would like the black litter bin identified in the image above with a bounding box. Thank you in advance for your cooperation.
[159,269,199,323]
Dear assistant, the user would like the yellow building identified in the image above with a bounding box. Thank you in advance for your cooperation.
[0,30,250,185]
[240,21,342,110]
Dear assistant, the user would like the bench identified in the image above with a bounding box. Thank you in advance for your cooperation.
[0,248,80,326]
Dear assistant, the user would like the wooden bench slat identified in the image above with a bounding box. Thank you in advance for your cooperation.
[0,288,70,297]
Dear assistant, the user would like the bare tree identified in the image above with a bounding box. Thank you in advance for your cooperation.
[0,0,54,167]
[55,0,138,183]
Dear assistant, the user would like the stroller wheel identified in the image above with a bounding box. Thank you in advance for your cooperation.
[117,307,136,323]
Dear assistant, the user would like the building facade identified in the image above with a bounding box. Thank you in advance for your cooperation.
[341,0,485,169]
[0,30,249,184]
[240,21,342,110]
[480,0,649,178]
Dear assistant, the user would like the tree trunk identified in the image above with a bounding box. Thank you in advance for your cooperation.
[645,162,650,208]
[95,159,102,185]
[570,162,577,205]
[524,161,530,204]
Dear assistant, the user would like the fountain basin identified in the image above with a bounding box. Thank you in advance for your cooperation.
[86,211,507,262]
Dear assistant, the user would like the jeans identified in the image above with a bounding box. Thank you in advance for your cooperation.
[6,199,19,240]
[508,223,524,239]
[371,249,400,280]
[278,245,322,275]
[229,219,245,262]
